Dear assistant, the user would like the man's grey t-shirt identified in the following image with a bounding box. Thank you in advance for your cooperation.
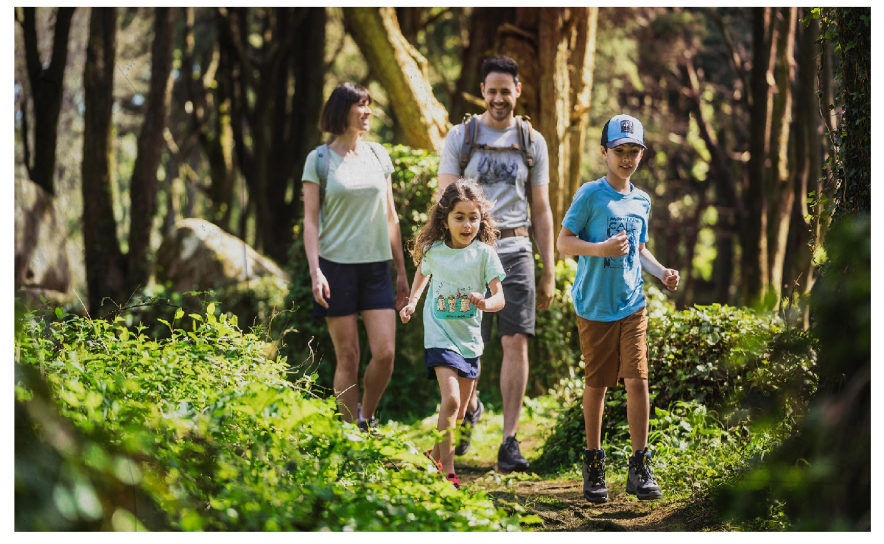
[438,119,549,255]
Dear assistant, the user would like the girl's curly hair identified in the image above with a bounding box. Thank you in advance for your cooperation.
[409,178,498,266]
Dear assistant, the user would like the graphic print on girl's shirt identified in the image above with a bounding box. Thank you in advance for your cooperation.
[432,279,477,320]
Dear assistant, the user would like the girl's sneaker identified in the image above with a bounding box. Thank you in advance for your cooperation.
[424,450,443,473]
[446,472,461,490]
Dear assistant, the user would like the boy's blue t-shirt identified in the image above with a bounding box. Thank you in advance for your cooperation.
[561,177,651,322]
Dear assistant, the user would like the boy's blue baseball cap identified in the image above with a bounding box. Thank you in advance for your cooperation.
[601,114,646,149]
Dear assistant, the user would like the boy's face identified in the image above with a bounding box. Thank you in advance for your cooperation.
[480,72,521,123]
[602,143,644,181]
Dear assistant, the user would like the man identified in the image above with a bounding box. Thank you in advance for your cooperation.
[437,56,555,472]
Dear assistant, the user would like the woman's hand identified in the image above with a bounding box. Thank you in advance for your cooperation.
[399,302,417,323]
[311,268,331,308]
[395,272,410,311]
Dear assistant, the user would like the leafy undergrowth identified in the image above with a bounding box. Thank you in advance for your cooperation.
[15,305,522,531]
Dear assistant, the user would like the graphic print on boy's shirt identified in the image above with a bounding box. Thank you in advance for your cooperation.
[604,216,640,269]
[476,155,519,187]
[431,278,477,319]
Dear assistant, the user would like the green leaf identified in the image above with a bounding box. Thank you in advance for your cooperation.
[175,308,185,320]
[207,303,215,315]
[520,515,544,525]
[55,307,63,319]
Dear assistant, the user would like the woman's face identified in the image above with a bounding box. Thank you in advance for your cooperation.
[346,97,372,134]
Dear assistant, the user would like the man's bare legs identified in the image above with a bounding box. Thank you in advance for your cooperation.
[500,333,528,439]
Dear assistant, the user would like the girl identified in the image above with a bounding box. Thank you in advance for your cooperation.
[400,179,506,489]
[302,83,409,429]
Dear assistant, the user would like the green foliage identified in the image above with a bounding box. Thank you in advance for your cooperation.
[15,305,519,531]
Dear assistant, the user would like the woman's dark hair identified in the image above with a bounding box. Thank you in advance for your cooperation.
[481,56,520,85]
[318,83,372,135]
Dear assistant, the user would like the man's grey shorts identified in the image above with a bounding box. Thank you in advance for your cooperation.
[482,249,536,342]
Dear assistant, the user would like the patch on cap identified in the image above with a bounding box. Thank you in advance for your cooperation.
[601,114,646,149]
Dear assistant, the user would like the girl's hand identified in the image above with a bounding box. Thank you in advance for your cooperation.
[399,302,416,323]
[469,292,486,311]
[395,273,410,311]
[661,268,680,291]
[311,269,331,308]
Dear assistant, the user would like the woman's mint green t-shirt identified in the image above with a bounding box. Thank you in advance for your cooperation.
[420,241,506,358]
[302,141,395,263]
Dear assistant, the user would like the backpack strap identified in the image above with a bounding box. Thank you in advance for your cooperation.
[459,114,480,173]
[364,141,386,172]
[515,116,535,211]
[316,143,330,208]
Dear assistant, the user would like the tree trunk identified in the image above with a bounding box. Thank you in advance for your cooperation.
[343,7,451,152]
[82,7,126,315]
[19,7,76,196]
[767,7,797,307]
[741,7,777,307]
[128,7,178,289]
[567,8,599,204]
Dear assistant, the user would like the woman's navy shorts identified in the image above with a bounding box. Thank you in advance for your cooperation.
[425,348,480,380]
[312,257,396,317]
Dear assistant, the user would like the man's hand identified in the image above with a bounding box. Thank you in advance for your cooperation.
[598,231,630,257]
[661,268,680,291]
[536,270,555,311]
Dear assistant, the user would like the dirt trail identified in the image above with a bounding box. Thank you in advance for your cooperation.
[457,463,707,532]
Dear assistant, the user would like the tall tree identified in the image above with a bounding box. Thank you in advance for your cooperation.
[342,7,452,152]
[128,7,178,289]
[16,7,76,196]
[81,7,126,315]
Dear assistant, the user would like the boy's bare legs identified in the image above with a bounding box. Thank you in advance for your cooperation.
[359,309,396,420]
[583,385,607,450]
[500,333,529,438]
[326,315,361,422]
[624,378,649,452]
[433,367,476,473]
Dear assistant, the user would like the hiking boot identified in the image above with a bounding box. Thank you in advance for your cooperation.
[626,449,663,500]
[455,398,484,456]
[582,449,608,504]
[424,450,443,473]
[497,435,530,473]
[356,403,376,432]
[446,472,461,490]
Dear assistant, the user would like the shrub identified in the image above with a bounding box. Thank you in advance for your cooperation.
[14,306,519,531]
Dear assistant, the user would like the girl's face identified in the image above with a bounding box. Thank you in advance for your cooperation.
[444,200,481,249]
[346,98,372,134]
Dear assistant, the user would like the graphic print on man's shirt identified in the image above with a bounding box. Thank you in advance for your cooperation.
[604,216,640,269]
[431,278,477,319]
[477,155,519,187]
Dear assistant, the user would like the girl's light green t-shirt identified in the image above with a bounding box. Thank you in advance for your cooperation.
[420,241,506,358]
[302,141,395,263]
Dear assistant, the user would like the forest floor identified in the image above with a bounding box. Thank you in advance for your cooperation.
[400,397,729,532]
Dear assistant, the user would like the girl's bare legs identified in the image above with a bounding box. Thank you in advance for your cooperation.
[326,314,361,422]
[432,367,476,473]
[359,309,396,420]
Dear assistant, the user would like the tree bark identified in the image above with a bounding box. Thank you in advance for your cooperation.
[767,7,797,307]
[82,7,126,314]
[128,7,178,289]
[19,7,76,196]
[343,7,451,152]
[741,7,777,307]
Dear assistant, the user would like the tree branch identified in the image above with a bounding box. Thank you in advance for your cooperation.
[710,11,750,105]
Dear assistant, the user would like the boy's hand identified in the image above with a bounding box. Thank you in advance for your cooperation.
[469,292,487,311]
[399,303,416,323]
[598,231,630,257]
[661,269,680,291]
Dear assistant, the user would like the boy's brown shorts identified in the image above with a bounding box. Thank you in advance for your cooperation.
[577,307,648,388]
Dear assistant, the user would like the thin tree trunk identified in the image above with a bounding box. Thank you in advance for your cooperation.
[82,7,126,314]
[567,8,599,207]
[768,7,798,307]
[128,7,178,289]
[19,7,76,196]
[343,7,451,152]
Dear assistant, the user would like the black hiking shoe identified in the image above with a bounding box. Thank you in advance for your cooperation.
[497,435,530,473]
[356,403,376,432]
[626,449,663,500]
[455,398,484,456]
[582,449,608,504]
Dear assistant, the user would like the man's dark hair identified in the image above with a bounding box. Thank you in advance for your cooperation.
[481,56,520,85]
[318,82,372,135]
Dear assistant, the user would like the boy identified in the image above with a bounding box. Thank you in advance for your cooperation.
[556,114,679,503]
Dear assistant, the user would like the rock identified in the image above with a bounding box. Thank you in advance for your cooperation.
[156,218,289,292]
[14,178,71,294]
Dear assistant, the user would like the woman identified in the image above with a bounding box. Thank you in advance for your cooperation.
[302,83,409,429]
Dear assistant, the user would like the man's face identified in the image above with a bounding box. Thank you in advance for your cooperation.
[480,72,521,122]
